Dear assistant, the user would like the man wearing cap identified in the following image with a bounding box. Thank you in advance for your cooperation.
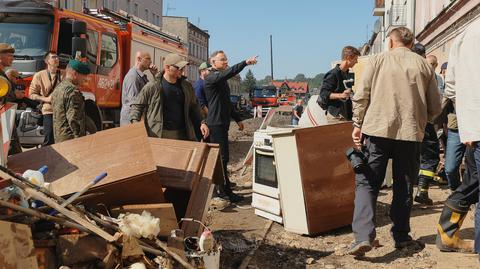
[29,51,61,146]
[0,43,15,105]
[51,60,90,143]
[130,53,208,141]
[194,62,211,118]
[120,51,157,126]
[204,50,258,202]
[0,43,22,155]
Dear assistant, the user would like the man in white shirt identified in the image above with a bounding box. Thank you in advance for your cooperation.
[443,17,480,254]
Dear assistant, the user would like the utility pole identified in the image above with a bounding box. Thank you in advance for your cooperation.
[270,35,274,81]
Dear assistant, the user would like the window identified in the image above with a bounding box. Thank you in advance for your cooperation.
[145,9,149,22]
[86,30,98,65]
[126,0,131,13]
[100,34,117,68]
[390,4,406,26]
[103,0,108,8]
[82,0,88,8]
[64,0,69,9]
[134,3,138,16]
[112,0,117,10]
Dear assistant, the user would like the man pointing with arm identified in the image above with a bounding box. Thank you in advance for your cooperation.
[204,51,257,202]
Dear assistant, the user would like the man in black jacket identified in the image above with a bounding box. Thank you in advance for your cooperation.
[317,46,360,124]
[204,50,257,202]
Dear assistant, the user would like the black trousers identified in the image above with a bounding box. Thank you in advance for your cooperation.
[447,147,478,210]
[352,136,421,243]
[209,125,232,193]
[419,123,440,173]
[42,114,55,146]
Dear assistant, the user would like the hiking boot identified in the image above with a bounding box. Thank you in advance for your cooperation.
[348,241,372,256]
[414,191,433,205]
[394,236,422,249]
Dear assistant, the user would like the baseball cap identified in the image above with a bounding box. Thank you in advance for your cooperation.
[0,43,15,54]
[164,53,189,69]
[199,62,211,71]
[68,59,90,75]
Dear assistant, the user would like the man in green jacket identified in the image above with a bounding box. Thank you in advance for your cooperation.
[130,53,208,141]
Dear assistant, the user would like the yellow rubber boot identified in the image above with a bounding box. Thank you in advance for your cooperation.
[436,204,474,253]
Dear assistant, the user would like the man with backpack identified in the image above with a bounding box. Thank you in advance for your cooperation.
[317,46,360,124]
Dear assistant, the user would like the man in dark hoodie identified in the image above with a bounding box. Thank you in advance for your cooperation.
[130,53,208,141]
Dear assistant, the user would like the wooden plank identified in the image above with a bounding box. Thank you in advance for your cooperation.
[7,123,157,197]
[294,122,355,234]
[148,138,208,190]
[23,186,115,242]
[111,203,179,237]
[182,145,218,237]
[0,178,12,189]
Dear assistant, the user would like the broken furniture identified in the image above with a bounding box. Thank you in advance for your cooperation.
[7,123,221,237]
[270,122,355,235]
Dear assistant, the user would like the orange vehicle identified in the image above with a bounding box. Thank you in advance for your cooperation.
[249,85,279,108]
[0,1,186,130]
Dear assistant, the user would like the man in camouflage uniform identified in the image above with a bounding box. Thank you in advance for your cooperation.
[51,60,90,143]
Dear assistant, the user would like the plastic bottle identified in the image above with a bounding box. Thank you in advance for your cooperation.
[22,166,48,208]
[22,165,48,187]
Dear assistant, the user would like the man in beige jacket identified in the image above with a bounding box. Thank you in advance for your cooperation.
[29,51,61,146]
[348,27,441,256]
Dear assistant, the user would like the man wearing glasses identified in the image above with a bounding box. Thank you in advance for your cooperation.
[130,53,208,141]
[204,50,257,202]
[29,51,61,146]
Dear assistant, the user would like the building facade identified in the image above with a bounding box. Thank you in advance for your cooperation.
[162,16,209,83]
[56,0,163,27]
[415,0,480,71]
[366,0,416,55]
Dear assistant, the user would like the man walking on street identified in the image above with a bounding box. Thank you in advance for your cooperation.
[120,51,157,126]
[29,51,61,146]
[410,44,443,206]
[317,46,360,124]
[194,62,211,118]
[130,53,208,141]
[51,60,90,143]
[205,51,257,202]
[348,27,441,256]
[443,17,480,254]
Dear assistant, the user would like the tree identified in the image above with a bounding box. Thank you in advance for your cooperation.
[241,69,257,93]
[294,73,307,82]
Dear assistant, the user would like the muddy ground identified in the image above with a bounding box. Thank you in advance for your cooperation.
[205,115,479,269]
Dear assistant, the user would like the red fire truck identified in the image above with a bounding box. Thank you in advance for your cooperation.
[0,0,187,132]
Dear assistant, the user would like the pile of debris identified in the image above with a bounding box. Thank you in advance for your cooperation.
[0,123,223,269]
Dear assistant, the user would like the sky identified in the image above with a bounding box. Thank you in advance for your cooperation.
[164,1,377,80]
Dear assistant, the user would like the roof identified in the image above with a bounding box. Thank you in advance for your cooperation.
[271,80,309,94]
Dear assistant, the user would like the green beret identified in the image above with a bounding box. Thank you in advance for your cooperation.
[68,60,90,75]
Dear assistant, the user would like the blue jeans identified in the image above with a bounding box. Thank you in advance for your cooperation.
[445,129,466,190]
[473,143,480,252]
[291,118,299,125]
